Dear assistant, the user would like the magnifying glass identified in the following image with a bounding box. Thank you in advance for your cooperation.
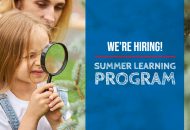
[41,42,68,83]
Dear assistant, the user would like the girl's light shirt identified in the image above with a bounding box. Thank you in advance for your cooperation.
[0,90,52,130]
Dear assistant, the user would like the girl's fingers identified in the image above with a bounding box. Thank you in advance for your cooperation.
[44,98,52,104]
[50,102,64,111]
[49,97,63,108]
[48,87,54,92]
[49,92,59,100]
[41,91,53,98]
[36,83,54,93]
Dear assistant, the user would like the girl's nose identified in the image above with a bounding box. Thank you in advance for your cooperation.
[34,54,41,66]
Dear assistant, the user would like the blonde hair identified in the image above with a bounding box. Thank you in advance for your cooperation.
[51,0,73,41]
[0,0,15,13]
[0,10,48,86]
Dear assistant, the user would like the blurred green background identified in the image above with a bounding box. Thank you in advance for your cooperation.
[53,0,85,103]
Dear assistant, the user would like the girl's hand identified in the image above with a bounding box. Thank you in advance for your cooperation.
[19,83,54,130]
[26,83,54,120]
[45,92,64,130]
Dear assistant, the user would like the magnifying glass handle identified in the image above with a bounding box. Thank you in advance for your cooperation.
[47,75,52,83]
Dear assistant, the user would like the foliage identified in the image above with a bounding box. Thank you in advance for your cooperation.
[55,57,85,130]
[54,0,86,129]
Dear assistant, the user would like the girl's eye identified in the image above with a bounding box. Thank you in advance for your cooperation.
[29,54,35,59]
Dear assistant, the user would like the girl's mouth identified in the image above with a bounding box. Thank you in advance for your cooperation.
[31,70,45,76]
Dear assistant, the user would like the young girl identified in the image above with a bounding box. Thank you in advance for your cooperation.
[0,10,69,130]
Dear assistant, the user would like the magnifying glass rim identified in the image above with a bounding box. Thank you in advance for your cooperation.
[41,42,68,76]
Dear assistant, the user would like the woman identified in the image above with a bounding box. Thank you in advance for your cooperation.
[15,0,72,41]
[0,0,72,41]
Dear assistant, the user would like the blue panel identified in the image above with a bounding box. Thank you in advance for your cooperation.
[86,0,184,130]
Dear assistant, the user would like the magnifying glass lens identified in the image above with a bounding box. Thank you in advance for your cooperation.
[45,44,66,74]
[41,42,68,83]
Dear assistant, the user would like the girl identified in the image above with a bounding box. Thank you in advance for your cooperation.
[0,10,68,130]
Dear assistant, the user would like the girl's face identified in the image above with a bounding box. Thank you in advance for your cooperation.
[18,0,66,28]
[0,0,12,13]
[14,26,49,84]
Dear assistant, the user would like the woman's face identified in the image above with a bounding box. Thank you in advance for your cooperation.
[14,26,49,84]
[0,0,12,13]
[18,0,66,28]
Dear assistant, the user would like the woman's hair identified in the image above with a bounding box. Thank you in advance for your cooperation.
[52,0,73,42]
[0,9,48,86]
[0,0,15,13]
